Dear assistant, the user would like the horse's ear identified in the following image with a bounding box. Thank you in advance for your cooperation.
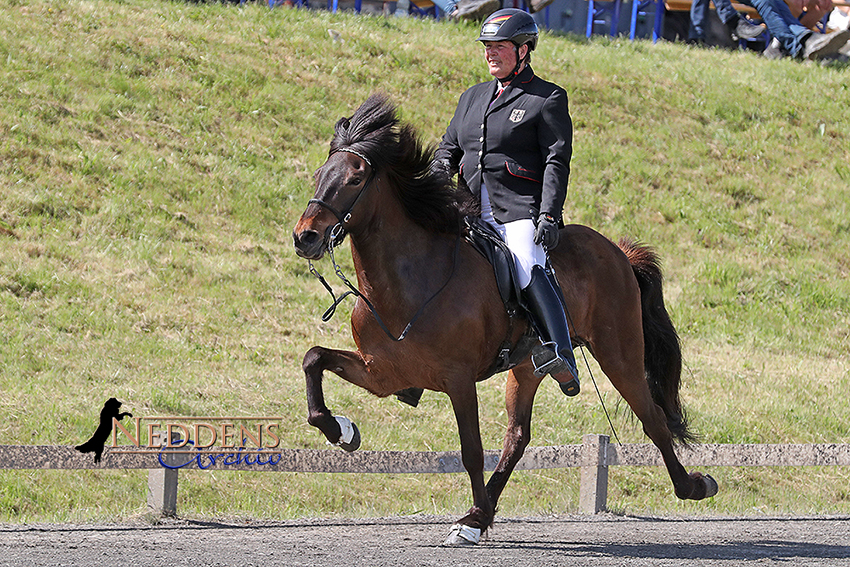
[335,117,350,132]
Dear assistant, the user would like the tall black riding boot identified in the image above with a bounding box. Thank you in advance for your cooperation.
[522,265,580,396]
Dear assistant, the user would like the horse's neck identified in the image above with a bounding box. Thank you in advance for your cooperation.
[349,214,454,311]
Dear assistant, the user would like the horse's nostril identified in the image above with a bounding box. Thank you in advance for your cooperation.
[293,229,324,259]
[299,230,320,247]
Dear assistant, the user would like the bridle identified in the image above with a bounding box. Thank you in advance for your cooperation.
[308,147,375,246]
[304,146,460,342]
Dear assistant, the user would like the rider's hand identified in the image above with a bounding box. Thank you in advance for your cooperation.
[533,213,560,250]
[428,158,454,180]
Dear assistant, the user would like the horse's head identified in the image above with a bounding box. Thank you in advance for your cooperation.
[293,148,375,260]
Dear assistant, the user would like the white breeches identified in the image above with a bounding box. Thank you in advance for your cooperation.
[480,184,547,289]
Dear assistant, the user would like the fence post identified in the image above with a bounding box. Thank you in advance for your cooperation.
[579,433,609,514]
[147,432,179,516]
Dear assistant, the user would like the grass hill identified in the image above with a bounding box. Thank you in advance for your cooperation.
[1,0,848,522]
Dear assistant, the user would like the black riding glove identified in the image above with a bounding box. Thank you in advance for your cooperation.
[428,158,454,180]
[533,213,559,250]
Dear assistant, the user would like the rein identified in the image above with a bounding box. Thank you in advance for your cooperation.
[308,235,460,342]
[306,146,461,342]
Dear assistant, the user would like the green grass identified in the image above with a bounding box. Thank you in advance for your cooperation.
[1,0,849,523]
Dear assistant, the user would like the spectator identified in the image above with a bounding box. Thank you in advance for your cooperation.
[528,0,556,12]
[785,0,834,28]
[433,0,501,19]
[689,0,767,44]
[827,2,850,28]
[738,0,850,58]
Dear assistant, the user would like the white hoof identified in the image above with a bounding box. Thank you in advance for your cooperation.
[443,523,481,546]
[334,415,355,445]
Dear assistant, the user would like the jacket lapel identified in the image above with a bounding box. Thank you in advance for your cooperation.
[486,66,534,116]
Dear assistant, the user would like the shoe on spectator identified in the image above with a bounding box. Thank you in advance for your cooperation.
[451,0,500,20]
[802,29,850,60]
[529,0,556,13]
[763,37,786,59]
[828,7,850,31]
[729,17,766,40]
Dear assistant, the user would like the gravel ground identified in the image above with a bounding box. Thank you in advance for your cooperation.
[2,514,849,566]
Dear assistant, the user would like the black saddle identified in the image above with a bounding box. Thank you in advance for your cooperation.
[463,216,523,313]
[463,215,537,371]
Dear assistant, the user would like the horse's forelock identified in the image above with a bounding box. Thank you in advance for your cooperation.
[331,94,398,157]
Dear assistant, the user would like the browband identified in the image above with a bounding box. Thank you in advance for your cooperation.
[331,147,372,167]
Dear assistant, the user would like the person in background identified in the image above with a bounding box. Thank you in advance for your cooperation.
[689,0,767,44]
[737,0,850,58]
[430,0,501,19]
[827,2,850,29]
[785,0,833,28]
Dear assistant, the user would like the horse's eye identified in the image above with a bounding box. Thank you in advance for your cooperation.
[348,177,362,187]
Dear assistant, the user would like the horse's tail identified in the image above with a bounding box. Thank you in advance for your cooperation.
[617,238,694,444]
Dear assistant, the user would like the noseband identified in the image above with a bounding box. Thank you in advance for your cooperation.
[308,147,375,245]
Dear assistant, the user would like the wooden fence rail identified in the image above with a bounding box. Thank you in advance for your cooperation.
[2,435,849,516]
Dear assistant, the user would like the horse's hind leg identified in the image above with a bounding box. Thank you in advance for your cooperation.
[591,328,717,501]
[302,345,372,451]
[485,365,544,509]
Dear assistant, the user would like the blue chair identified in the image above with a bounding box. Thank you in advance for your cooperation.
[268,0,309,7]
[586,0,625,37]
[408,0,442,19]
[630,0,660,40]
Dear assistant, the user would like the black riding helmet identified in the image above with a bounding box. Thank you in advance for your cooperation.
[477,9,539,52]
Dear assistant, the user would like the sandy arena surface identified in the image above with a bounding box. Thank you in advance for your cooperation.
[2,513,849,566]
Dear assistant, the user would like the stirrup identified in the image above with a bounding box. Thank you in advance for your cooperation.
[531,343,580,396]
[531,342,569,378]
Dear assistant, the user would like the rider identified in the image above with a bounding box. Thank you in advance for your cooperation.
[434,8,579,397]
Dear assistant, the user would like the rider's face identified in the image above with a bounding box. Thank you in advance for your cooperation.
[483,41,521,80]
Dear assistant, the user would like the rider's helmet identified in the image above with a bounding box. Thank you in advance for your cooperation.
[477,9,539,52]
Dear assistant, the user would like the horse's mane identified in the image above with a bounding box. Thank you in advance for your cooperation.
[330,94,476,234]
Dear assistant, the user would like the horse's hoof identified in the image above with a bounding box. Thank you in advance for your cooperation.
[702,473,719,498]
[330,415,361,452]
[443,523,481,546]
[339,422,360,452]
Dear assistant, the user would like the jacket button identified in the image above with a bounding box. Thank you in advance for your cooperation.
[479,136,484,142]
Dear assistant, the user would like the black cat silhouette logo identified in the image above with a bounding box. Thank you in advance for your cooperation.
[75,398,133,463]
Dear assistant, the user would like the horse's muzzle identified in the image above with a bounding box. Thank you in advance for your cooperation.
[292,228,326,260]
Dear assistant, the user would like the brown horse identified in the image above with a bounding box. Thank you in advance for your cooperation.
[292,94,717,545]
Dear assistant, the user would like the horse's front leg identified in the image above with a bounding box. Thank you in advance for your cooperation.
[443,379,493,546]
[485,365,543,509]
[303,345,371,452]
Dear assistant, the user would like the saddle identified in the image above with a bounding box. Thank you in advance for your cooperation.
[463,215,537,372]
[462,216,522,314]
